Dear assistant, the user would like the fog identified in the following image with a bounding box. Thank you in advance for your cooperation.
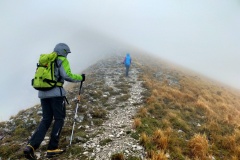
[0,0,239,121]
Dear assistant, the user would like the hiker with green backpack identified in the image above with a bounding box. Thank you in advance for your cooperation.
[24,43,85,159]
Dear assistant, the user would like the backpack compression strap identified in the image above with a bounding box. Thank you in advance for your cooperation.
[43,79,63,87]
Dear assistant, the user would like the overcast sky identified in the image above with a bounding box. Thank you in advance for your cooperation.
[0,0,239,121]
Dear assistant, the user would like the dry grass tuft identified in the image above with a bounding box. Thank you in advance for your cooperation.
[140,132,150,147]
[188,133,209,160]
[207,119,220,133]
[133,118,142,129]
[139,107,148,117]
[195,99,210,112]
[147,150,168,160]
[231,156,238,160]
[152,129,168,151]
[151,150,168,160]
[221,135,236,151]
[232,146,240,159]
[146,95,157,104]
[152,89,158,96]
[111,152,124,160]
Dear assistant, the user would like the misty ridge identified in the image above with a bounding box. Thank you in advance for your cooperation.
[1,0,240,124]
[1,44,240,159]
[1,1,240,159]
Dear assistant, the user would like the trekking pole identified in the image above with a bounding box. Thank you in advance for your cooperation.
[70,81,83,146]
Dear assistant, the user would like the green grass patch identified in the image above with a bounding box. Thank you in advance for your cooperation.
[99,138,112,146]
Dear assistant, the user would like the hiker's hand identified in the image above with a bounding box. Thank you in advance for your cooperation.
[81,74,85,81]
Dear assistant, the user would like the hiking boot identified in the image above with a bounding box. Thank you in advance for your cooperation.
[46,149,66,158]
[23,145,36,160]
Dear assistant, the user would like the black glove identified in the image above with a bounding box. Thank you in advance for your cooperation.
[81,74,85,82]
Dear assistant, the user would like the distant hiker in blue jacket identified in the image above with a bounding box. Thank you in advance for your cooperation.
[123,53,132,77]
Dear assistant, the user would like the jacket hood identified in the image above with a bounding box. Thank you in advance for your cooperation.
[53,43,71,57]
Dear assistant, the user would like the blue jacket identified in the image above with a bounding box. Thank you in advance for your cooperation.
[124,53,131,67]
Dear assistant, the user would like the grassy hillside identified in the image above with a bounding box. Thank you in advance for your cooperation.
[132,54,240,160]
[0,54,240,160]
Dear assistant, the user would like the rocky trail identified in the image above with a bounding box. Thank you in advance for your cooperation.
[78,56,146,159]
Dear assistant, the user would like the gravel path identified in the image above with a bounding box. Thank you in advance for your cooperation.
[81,56,146,159]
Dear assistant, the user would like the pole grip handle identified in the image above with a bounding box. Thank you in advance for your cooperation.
[77,81,83,102]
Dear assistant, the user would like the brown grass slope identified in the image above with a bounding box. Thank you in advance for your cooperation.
[1,54,240,160]
[132,53,240,160]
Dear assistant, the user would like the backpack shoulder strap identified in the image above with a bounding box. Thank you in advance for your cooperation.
[54,56,67,82]
[55,55,66,67]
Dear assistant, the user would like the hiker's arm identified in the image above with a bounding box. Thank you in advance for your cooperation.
[60,59,83,82]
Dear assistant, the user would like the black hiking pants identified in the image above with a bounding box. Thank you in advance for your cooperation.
[125,65,130,77]
[28,97,66,150]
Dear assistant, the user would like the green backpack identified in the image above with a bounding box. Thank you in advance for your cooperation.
[32,52,63,91]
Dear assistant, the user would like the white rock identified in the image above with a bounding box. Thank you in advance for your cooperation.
[136,146,142,150]
[125,150,129,154]
[96,148,101,152]
[83,151,88,155]
[178,130,183,133]
[35,152,41,159]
